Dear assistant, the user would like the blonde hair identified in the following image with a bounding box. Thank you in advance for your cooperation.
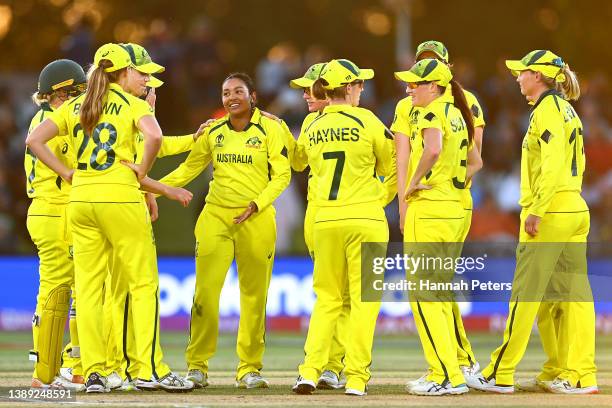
[80,60,124,135]
[542,64,581,101]
[31,91,45,107]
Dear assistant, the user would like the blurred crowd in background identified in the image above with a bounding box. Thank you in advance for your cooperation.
[0,15,611,254]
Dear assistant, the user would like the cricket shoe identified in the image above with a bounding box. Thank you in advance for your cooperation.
[516,377,552,392]
[317,370,345,389]
[185,369,209,389]
[345,387,367,396]
[85,372,110,393]
[106,371,122,390]
[136,372,194,393]
[292,376,316,395]
[460,361,480,378]
[119,379,141,391]
[466,374,514,394]
[32,376,85,392]
[59,367,73,382]
[409,380,469,396]
[405,370,431,392]
[549,378,599,394]
[236,372,270,389]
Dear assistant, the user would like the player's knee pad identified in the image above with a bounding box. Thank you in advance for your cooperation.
[33,284,71,384]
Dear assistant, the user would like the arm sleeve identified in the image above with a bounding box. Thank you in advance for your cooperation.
[278,119,299,170]
[47,104,69,135]
[131,97,156,125]
[293,118,311,172]
[372,116,395,178]
[390,98,412,135]
[158,132,211,188]
[158,135,194,158]
[529,107,565,217]
[417,109,444,133]
[253,123,291,211]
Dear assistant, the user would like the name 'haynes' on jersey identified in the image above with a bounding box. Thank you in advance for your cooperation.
[308,127,360,146]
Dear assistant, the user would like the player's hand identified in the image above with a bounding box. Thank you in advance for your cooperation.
[121,161,146,180]
[404,182,431,200]
[261,110,281,122]
[194,119,216,140]
[165,187,193,207]
[524,214,541,237]
[145,88,156,109]
[234,201,258,224]
[145,192,159,222]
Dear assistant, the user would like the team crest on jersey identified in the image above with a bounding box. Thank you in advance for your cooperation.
[61,143,68,154]
[68,246,74,259]
[245,136,262,149]
[215,134,224,147]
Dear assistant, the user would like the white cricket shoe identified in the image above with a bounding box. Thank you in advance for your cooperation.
[405,370,430,392]
[59,367,73,382]
[409,380,469,396]
[466,374,514,394]
[236,372,269,389]
[292,376,316,395]
[516,377,552,392]
[85,372,110,393]
[549,378,599,394]
[460,361,480,378]
[185,369,209,388]
[136,372,194,393]
[317,370,344,389]
[32,376,85,392]
[106,371,122,390]
[345,387,367,396]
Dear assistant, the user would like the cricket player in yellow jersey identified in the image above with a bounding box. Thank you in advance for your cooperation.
[391,40,484,390]
[469,50,597,394]
[26,43,193,393]
[25,59,87,391]
[158,73,290,389]
[292,59,395,397]
[394,59,480,396]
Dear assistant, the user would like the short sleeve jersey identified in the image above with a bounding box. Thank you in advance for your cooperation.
[297,104,394,207]
[520,89,585,216]
[25,103,75,204]
[48,83,154,202]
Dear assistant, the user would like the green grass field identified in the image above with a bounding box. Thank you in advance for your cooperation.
[0,331,610,407]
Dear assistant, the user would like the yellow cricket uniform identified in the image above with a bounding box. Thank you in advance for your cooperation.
[392,89,484,369]
[296,104,394,393]
[482,89,595,388]
[399,91,470,387]
[48,83,171,381]
[104,134,194,380]
[25,103,82,381]
[159,108,290,379]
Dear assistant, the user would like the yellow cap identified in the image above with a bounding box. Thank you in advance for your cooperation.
[147,76,163,88]
[505,50,566,82]
[290,63,327,89]
[319,59,374,90]
[394,58,452,87]
[120,43,165,74]
[93,43,132,72]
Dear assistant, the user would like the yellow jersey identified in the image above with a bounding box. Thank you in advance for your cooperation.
[25,103,75,204]
[135,133,194,162]
[49,83,155,202]
[295,104,395,208]
[159,108,291,210]
[405,92,469,202]
[520,89,586,216]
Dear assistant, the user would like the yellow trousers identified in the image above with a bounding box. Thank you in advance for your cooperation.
[299,203,388,393]
[304,203,349,376]
[404,199,466,387]
[27,199,82,379]
[482,194,596,387]
[186,203,276,380]
[69,192,170,381]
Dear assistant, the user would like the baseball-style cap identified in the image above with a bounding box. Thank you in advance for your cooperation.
[93,43,132,72]
[120,43,165,74]
[506,50,566,82]
[147,76,163,88]
[415,40,449,63]
[38,59,86,94]
[394,58,453,87]
[290,63,327,89]
[319,59,374,90]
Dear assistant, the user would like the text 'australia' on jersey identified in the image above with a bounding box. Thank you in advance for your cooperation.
[25,104,75,204]
[159,108,290,210]
[49,83,154,202]
[296,105,394,207]
[405,92,469,202]
[520,89,586,216]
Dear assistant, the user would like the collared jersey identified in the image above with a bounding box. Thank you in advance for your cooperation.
[405,93,469,202]
[295,104,394,207]
[520,89,586,216]
[49,83,154,202]
[25,103,75,204]
[159,108,290,210]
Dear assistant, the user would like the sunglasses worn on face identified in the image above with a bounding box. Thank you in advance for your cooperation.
[407,81,431,89]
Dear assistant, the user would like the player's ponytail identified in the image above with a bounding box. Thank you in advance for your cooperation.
[316,78,348,100]
[310,79,326,101]
[557,65,580,101]
[450,79,474,144]
[80,60,122,136]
